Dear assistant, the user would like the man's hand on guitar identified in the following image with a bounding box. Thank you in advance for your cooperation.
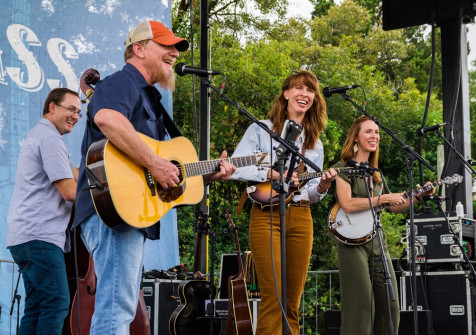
[150,156,180,189]
[203,150,236,182]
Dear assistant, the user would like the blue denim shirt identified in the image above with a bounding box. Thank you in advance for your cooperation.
[75,64,167,239]
[231,120,327,204]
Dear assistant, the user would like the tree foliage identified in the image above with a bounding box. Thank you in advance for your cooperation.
[171,0,448,269]
[171,0,474,331]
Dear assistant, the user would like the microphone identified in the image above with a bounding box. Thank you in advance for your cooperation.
[346,160,381,173]
[421,195,450,201]
[275,120,302,155]
[322,85,359,97]
[175,62,222,77]
[417,123,449,135]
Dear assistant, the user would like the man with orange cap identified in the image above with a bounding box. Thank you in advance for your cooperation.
[74,21,235,334]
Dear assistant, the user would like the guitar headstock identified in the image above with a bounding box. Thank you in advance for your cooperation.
[254,151,271,169]
[442,174,464,185]
[224,209,235,228]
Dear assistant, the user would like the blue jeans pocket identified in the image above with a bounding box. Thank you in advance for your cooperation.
[9,243,31,268]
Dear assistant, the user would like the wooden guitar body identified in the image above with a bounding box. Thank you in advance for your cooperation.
[169,280,221,335]
[228,274,253,335]
[87,134,204,230]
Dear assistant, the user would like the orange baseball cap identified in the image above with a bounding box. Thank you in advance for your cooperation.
[125,21,189,52]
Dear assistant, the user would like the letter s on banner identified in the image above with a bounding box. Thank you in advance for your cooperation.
[5,24,44,92]
[47,38,79,92]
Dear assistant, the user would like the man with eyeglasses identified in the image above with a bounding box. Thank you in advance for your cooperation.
[6,88,81,335]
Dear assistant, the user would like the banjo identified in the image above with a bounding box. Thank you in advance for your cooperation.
[327,174,463,245]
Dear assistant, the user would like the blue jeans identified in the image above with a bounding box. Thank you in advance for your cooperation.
[9,240,69,335]
[80,213,145,335]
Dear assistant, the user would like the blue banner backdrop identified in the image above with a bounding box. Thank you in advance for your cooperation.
[0,1,180,333]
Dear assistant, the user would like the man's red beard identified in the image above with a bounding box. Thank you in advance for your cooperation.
[154,65,175,91]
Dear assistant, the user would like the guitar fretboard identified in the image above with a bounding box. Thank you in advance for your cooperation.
[184,155,259,177]
[297,167,358,182]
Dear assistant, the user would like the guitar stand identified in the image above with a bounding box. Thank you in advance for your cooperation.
[10,268,22,335]
[359,167,396,335]
[194,212,225,335]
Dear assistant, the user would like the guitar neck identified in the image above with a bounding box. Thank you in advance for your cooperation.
[374,180,442,212]
[184,155,257,177]
[225,211,244,276]
[297,167,354,182]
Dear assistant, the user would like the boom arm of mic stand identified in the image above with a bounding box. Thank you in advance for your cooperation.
[200,77,321,172]
[435,129,476,176]
[339,92,435,173]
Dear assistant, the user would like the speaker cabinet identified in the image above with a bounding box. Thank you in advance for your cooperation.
[399,310,433,335]
[382,0,476,30]
[400,271,473,334]
[142,279,182,335]
[219,253,259,299]
[324,310,341,335]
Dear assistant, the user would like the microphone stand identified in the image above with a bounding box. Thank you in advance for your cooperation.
[357,166,395,335]
[338,91,435,335]
[199,77,321,335]
[10,268,22,335]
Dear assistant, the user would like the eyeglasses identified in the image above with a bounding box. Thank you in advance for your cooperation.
[56,103,82,119]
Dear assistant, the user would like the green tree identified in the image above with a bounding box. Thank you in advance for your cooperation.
[171,1,454,332]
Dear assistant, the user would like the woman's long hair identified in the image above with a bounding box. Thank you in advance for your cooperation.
[340,115,382,183]
[267,71,327,150]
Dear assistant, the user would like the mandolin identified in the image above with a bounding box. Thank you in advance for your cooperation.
[224,210,254,335]
[246,167,359,209]
[169,214,221,335]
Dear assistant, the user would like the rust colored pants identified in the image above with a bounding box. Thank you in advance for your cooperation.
[249,205,313,335]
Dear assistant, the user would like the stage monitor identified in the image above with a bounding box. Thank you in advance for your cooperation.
[383,0,476,31]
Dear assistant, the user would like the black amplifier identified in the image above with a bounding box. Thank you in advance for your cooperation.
[142,278,182,335]
[400,271,473,335]
[406,216,463,263]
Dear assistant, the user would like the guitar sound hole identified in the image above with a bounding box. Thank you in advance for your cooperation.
[157,160,186,202]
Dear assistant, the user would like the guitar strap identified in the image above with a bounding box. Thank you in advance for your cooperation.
[143,85,183,139]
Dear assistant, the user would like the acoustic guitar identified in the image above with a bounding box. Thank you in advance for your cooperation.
[224,210,254,335]
[169,214,221,335]
[327,174,463,245]
[86,134,270,231]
